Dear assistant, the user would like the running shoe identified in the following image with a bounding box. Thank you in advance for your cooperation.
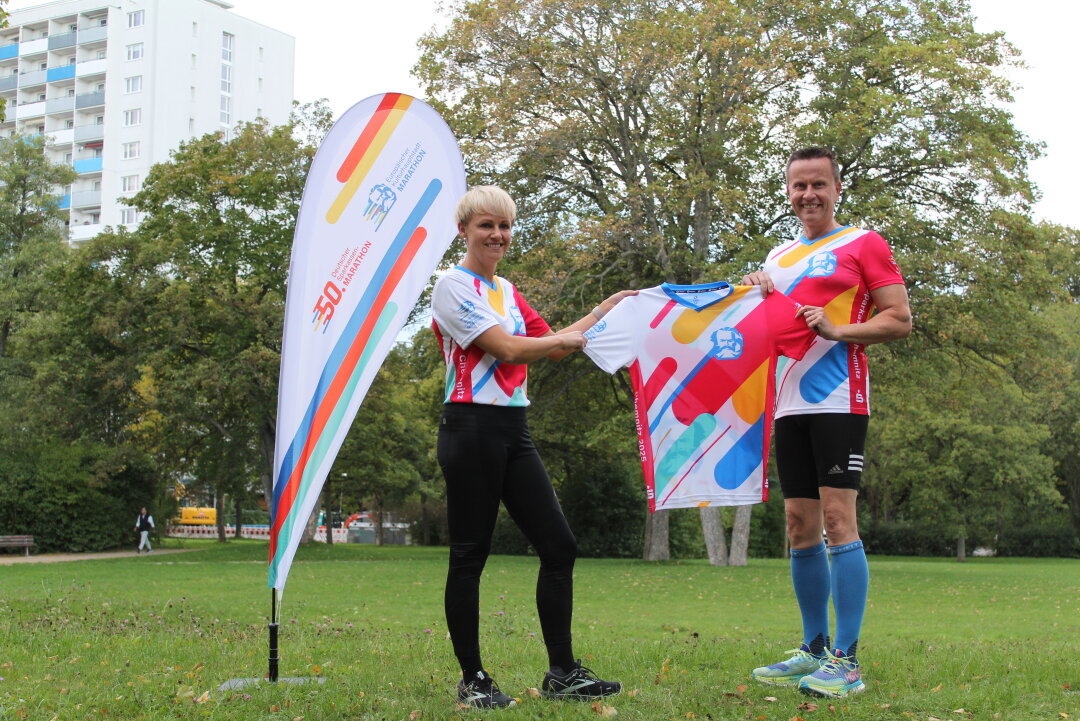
[457,670,516,708]
[798,648,865,698]
[751,644,825,686]
[542,661,621,700]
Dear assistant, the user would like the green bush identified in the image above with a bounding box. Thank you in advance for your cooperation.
[996,519,1079,558]
[860,520,957,556]
[0,438,156,552]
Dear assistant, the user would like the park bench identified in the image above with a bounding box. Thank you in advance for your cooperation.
[0,535,35,556]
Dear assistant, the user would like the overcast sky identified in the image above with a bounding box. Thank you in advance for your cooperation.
[6,0,1074,227]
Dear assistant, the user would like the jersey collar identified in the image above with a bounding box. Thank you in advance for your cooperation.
[454,264,498,290]
[799,224,852,246]
[660,281,734,310]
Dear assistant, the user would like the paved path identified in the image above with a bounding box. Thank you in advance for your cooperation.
[0,548,199,565]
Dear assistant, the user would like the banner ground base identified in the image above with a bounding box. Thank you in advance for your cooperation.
[218,677,326,691]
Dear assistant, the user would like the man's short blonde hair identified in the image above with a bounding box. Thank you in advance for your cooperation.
[455,186,517,226]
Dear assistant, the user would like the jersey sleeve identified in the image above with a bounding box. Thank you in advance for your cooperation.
[768,291,818,361]
[860,231,905,290]
[431,275,499,349]
[582,294,640,374]
[511,285,552,338]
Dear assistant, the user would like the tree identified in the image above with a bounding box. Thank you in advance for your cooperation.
[417,0,1052,559]
[86,114,323,539]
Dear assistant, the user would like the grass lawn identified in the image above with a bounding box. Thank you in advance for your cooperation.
[0,540,1077,720]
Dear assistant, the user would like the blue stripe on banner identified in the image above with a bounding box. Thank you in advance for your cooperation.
[271,179,443,517]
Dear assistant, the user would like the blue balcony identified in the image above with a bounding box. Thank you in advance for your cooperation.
[0,44,17,61]
[58,193,71,209]
[47,65,76,82]
[73,157,102,173]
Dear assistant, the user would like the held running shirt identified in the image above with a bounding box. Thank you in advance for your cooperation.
[763,226,905,418]
[431,265,551,407]
[583,282,816,511]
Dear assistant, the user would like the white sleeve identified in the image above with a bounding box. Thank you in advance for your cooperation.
[148,516,155,528]
[583,294,640,374]
[431,276,500,349]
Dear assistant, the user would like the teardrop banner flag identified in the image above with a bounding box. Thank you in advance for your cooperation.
[269,93,465,591]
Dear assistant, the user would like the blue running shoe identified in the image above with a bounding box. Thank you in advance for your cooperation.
[751,644,824,687]
[798,648,865,698]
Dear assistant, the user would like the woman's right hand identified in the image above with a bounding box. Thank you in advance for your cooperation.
[741,271,774,297]
[558,331,588,352]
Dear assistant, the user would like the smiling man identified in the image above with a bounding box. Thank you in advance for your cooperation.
[742,147,912,698]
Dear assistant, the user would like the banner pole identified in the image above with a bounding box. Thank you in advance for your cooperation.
[268,588,280,683]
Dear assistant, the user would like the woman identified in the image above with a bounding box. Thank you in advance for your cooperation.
[431,186,633,708]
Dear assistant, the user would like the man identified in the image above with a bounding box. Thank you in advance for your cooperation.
[743,147,912,698]
[135,507,155,554]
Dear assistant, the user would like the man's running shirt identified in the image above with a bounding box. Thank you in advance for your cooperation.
[432,266,551,407]
[763,226,904,418]
[584,282,816,511]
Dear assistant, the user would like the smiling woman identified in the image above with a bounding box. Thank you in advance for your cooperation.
[428,185,634,708]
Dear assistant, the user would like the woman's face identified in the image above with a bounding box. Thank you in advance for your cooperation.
[460,212,513,265]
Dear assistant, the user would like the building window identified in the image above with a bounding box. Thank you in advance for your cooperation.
[95,115,104,125]
[97,49,106,60]
[128,10,145,28]
[220,64,231,93]
[120,208,138,224]
[92,146,102,158]
[219,95,231,125]
[65,119,74,128]
[122,141,140,159]
[64,152,72,163]
[124,75,143,93]
[123,108,142,126]
[221,32,234,63]
[121,175,140,193]
[126,43,144,61]
[67,56,76,64]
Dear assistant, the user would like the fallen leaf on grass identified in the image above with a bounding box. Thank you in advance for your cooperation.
[525,687,541,698]
[1062,684,1073,691]
[764,697,778,702]
[269,704,280,712]
[194,691,210,704]
[1059,715,1069,719]
[952,710,968,716]
[788,717,806,721]
[879,704,891,709]
[929,717,943,721]
[591,701,617,717]
[828,705,837,712]
[408,711,421,721]
[797,703,818,711]
[627,690,639,698]
[191,662,204,673]
[931,683,943,692]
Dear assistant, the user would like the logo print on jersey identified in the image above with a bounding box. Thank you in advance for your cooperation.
[807,251,838,278]
[709,328,744,360]
[509,305,525,335]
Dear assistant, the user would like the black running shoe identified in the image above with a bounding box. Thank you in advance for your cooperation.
[457,670,516,708]
[542,661,621,700]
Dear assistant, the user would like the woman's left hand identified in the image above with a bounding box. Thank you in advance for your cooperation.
[593,289,639,319]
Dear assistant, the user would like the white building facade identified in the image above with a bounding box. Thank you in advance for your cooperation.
[0,0,294,243]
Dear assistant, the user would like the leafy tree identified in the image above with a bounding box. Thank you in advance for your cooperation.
[416,0,1058,558]
[83,114,323,539]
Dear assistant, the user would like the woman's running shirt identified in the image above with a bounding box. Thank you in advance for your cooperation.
[583,282,816,511]
[432,266,551,407]
[763,226,905,418]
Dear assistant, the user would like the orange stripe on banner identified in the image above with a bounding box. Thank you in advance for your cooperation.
[276,226,430,523]
[326,94,413,224]
[335,93,402,183]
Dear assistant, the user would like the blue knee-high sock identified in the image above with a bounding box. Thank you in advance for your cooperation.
[790,541,830,656]
[829,540,868,658]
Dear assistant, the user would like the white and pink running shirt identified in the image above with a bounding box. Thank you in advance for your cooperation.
[431,266,551,407]
[584,282,816,511]
[763,226,905,418]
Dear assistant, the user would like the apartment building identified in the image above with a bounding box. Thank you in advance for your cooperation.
[0,0,294,243]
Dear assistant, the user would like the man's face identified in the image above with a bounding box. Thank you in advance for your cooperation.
[786,157,841,236]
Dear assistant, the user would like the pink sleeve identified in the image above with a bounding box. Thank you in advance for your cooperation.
[512,286,552,338]
[861,231,905,290]
[769,292,817,361]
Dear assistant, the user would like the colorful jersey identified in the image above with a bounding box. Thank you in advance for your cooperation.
[431,266,551,406]
[583,282,816,511]
[764,226,904,418]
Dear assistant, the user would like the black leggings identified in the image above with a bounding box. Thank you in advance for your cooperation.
[437,403,578,676]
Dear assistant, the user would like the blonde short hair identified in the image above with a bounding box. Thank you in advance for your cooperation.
[455,186,517,226]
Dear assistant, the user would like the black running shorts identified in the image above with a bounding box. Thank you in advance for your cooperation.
[775,413,869,499]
